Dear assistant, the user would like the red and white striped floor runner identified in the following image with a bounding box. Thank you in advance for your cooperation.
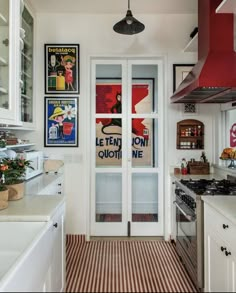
[66,235,197,292]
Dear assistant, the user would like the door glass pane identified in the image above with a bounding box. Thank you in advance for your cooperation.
[96,173,122,222]
[0,0,9,110]
[132,118,158,167]
[96,118,122,167]
[131,65,158,114]
[96,64,122,114]
[21,6,33,122]
[132,173,158,222]
[96,64,123,167]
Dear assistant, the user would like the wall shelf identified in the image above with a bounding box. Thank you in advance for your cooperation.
[0,13,7,26]
[177,119,204,150]
[0,57,7,66]
[0,87,7,94]
[6,143,35,149]
[216,0,236,13]
[21,94,32,100]
[183,33,198,52]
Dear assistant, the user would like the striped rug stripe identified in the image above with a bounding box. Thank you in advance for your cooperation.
[66,235,197,292]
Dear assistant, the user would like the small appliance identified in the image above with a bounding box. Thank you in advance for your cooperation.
[17,150,44,180]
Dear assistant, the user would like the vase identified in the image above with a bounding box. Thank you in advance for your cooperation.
[228,159,236,169]
[0,188,9,210]
[6,182,25,201]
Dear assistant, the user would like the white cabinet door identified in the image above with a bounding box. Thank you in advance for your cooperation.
[51,204,66,292]
[204,204,236,292]
[0,222,53,292]
[0,0,21,125]
[205,230,230,292]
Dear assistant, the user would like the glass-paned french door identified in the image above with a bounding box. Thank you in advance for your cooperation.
[90,58,164,236]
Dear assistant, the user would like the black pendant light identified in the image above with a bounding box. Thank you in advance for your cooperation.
[113,0,145,35]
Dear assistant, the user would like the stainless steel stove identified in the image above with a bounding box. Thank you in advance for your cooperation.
[174,175,236,291]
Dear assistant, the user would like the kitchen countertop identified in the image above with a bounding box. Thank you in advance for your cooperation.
[202,196,236,226]
[170,173,225,181]
[0,195,65,222]
[24,172,63,195]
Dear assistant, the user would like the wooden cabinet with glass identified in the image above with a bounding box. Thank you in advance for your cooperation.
[20,3,34,124]
[176,119,204,150]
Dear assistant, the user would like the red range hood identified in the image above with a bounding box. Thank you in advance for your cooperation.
[171,0,236,104]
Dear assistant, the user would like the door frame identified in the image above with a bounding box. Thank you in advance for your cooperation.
[86,55,166,239]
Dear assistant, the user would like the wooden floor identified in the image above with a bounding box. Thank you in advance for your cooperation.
[66,235,197,293]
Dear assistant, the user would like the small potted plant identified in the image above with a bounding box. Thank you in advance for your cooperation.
[0,162,9,210]
[0,139,6,149]
[2,157,33,201]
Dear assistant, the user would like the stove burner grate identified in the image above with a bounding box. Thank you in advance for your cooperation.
[180,178,236,196]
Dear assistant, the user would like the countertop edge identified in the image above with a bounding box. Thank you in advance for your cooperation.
[202,196,236,226]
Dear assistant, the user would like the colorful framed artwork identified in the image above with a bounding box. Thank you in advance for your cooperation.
[45,44,80,94]
[173,63,195,92]
[44,97,78,147]
[95,78,154,167]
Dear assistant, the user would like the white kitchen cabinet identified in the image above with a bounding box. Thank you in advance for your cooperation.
[0,221,53,292]
[0,202,66,292]
[0,0,21,125]
[37,174,64,196]
[50,204,66,292]
[204,203,236,292]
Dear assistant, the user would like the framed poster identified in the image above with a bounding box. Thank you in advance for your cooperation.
[44,97,78,147]
[95,78,154,167]
[173,63,195,92]
[45,44,80,94]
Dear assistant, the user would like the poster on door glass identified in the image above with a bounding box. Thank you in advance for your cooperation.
[96,79,154,166]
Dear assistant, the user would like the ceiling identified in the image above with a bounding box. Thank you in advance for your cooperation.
[28,0,198,14]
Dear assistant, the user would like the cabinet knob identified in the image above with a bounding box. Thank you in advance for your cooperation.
[223,224,229,229]
[221,246,227,252]
[58,191,62,194]
[53,223,58,228]
[58,183,62,186]
[225,251,231,257]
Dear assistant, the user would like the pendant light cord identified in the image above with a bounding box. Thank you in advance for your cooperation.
[128,0,130,10]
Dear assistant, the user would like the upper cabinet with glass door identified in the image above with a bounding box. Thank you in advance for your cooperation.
[0,0,9,110]
[20,2,34,125]
[0,0,21,125]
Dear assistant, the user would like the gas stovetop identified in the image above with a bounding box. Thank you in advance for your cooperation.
[180,178,236,196]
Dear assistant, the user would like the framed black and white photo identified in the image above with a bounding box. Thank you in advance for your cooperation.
[45,44,80,94]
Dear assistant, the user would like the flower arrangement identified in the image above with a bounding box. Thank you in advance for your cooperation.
[220,147,236,160]
[0,158,34,185]
[0,163,8,191]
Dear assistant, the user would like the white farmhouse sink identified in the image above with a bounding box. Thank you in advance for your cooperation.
[0,221,52,292]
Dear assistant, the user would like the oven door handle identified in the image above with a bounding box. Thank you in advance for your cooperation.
[174,201,196,221]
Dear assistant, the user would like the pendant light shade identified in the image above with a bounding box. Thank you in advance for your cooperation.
[113,0,145,35]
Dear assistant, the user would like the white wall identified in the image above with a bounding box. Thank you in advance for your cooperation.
[16,11,221,237]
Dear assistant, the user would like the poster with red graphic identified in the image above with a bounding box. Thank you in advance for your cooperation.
[230,123,236,147]
[96,79,154,166]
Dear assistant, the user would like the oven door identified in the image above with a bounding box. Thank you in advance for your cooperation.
[175,199,198,285]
